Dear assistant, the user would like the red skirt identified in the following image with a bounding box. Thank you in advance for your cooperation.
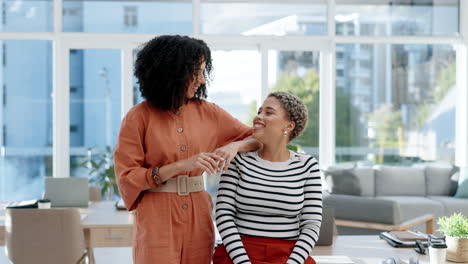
[213,236,316,264]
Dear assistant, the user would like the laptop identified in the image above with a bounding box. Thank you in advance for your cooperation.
[44,177,89,207]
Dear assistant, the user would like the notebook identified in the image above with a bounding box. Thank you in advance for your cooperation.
[44,177,89,207]
[380,231,428,248]
[389,231,428,241]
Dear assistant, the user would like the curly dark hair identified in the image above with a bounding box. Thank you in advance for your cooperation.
[135,35,213,111]
[268,91,308,141]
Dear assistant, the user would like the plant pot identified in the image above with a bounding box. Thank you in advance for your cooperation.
[446,236,468,262]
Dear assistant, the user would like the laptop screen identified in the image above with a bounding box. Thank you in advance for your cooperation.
[44,177,89,207]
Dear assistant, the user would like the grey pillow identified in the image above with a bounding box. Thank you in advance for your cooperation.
[425,166,458,196]
[375,166,426,196]
[325,169,362,196]
[353,168,375,197]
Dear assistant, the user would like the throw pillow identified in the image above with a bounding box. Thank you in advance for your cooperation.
[353,168,375,197]
[454,170,468,198]
[449,166,459,196]
[324,169,362,196]
[425,166,456,196]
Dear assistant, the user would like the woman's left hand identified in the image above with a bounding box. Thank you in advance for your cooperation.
[213,142,239,173]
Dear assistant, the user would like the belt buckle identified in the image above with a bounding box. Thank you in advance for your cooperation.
[177,175,189,196]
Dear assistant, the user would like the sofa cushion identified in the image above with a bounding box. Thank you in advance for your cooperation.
[353,168,375,197]
[323,193,400,224]
[378,196,445,226]
[324,169,361,196]
[324,166,375,196]
[425,166,458,196]
[428,196,468,216]
[375,166,426,196]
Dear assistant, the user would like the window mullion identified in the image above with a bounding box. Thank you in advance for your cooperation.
[455,0,468,171]
[260,45,269,102]
[54,0,63,33]
[53,39,70,178]
[121,48,134,117]
[319,48,336,168]
[192,0,201,36]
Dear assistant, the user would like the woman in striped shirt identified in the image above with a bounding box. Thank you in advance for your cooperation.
[213,92,322,264]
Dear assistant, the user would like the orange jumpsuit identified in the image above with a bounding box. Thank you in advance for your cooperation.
[114,100,252,264]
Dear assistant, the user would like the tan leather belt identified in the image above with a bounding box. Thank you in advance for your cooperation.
[147,175,204,196]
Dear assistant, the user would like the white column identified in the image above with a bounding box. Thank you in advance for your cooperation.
[455,45,467,168]
[53,40,70,177]
[260,47,269,101]
[327,0,335,38]
[53,0,62,33]
[192,0,201,36]
[319,48,336,169]
[319,0,336,168]
[455,0,468,181]
[121,48,134,117]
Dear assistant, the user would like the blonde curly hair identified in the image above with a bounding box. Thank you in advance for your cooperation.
[268,91,308,141]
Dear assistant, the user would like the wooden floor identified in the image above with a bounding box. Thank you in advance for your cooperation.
[0,247,133,264]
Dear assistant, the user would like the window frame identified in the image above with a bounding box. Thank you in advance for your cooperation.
[0,0,465,180]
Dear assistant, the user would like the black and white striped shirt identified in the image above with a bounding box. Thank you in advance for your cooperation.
[215,150,322,264]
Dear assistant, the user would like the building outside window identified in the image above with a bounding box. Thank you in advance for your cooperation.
[123,6,138,27]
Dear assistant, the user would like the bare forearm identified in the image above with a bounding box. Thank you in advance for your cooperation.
[158,160,187,182]
[232,138,261,153]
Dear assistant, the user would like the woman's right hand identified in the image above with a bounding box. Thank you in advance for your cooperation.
[182,152,224,175]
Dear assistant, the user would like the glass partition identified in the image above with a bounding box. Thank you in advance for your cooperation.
[336,0,459,36]
[0,0,53,32]
[0,40,52,201]
[63,0,192,34]
[69,49,121,192]
[336,44,456,165]
[201,1,327,35]
[268,50,320,158]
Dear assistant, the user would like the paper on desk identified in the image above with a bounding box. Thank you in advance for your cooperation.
[80,213,88,221]
[315,256,354,264]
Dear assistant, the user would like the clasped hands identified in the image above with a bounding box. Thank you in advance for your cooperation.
[183,143,238,175]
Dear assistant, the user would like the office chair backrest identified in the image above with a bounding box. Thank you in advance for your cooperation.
[316,206,336,246]
[5,208,87,264]
[89,185,102,202]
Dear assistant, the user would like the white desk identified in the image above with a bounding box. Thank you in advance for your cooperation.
[0,201,133,263]
[313,235,456,264]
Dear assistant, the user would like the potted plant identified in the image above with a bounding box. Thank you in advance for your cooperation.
[80,146,119,200]
[437,213,468,262]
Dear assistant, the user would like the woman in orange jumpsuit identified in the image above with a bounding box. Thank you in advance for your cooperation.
[114,35,258,264]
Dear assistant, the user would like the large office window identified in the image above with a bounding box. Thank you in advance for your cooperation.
[69,49,121,179]
[204,49,261,199]
[268,50,320,158]
[207,50,261,124]
[336,44,456,165]
[63,0,192,33]
[0,0,466,204]
[336,0,459,36]
[201,1,327,35]
[0,40,52,201]
[0,0,53,32]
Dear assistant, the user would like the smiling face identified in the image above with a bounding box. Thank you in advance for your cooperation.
[253,96,295,145]
[186,61,206,100]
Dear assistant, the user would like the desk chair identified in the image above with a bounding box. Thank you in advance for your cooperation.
[89,185,102,202]
[5,208,89,264]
